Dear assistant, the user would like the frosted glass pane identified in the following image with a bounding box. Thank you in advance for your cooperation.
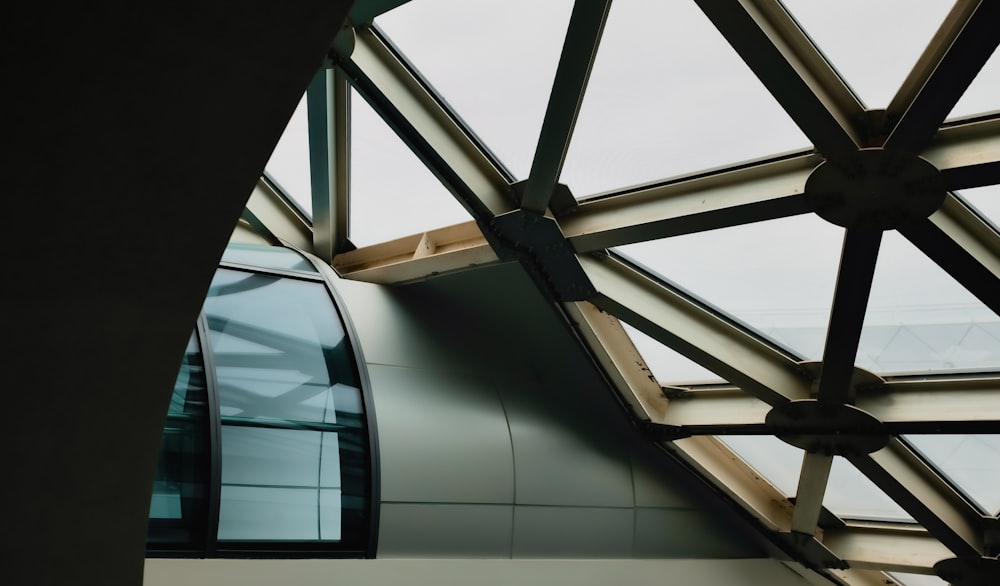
[221,427,321,487]
[320,489,343,541]
[321,433,342,488]
[218,486,318,541]
[620,322,723,384]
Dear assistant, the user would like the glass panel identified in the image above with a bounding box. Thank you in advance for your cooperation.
[906,435,1000,515]
[949,48,1000,119]
[221,242,317,272]
[220,427,321,487]
[561,0,809,197]
[616,215,845,360]
[889,573,947,586]
[148,332,209,548]
[377,0,574,179]
[320,489,343,541]
[959,185,1000,235]
[264,92,312,215]
[719,435,801,496]
[218,486,318,541]
[781,1,954,109]
[862,230,1000,374]
[825,457,911,521]
[620,322,724,384]
[320,433,342,488]
[350,88,471,246]
[205,269,357,422]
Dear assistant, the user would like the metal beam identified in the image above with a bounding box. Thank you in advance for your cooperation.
[848,439,984,558]
[309,68,352,263]
[670,436,796,532]
[815,229,882,405]
[694,0,866,156]
[337,27,515,220]
[792,452,833,536]
[898,193,1000,318]
[655,374,1000,435]
[520,0,610,214]
[580,254,813,405]
[824,525,953,574]
[563,153,820,252]
[562,301,669,422]
[884,1,1000,152]
[245,178,313,251]
[923,116,1000,191]
[332,220,498,283]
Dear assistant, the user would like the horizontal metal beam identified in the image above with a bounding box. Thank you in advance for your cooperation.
[520,0,610,214]
[338,27,515,220]
[923,116,1000,191]
[884,1,1000,152]
[899,193,1000,318]
[562,301,669,422]
[332,220,499,283]
[245,178,313,252]
[580,254,813,406]
[694,0,866,156]
[824,525,953,574]
[563,153,820,252]
[658,374,1000,435]
[848,439,984,558]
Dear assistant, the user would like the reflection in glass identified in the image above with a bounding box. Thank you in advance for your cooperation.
[148,333,210,549]
[221,243,317,273]
[561,0,809,196]
[377,0,574,179]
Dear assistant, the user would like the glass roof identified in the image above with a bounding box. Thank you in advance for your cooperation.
[252,1,1000,581]
[862,230,1000,374]
[620,322,724,384]
[264,92,312,216]
[949,47,1000,120]
[349,88,471,247]
[559,0,810,197]
[616,215,844,362]
[906,434,1000,515]
[781,0,954,109]
[376,0,574,179]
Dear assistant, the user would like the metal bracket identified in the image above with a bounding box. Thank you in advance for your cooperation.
[490,209,596,302]
[510,180,579,217]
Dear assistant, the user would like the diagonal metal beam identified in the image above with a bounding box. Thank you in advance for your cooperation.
[580,254,813,405]
[898,193,1000,318]
[563,152,820,252]
[791,452,833,535]
[694,0,866,156]
[563,301,669,422]
[337,27,515,221]
[884,1,1000,152]
[308,68,352,263]
[923,116,1000,191]
[245,177,313,251]
[520,0,611,214]
[848,439,984,558]
[815,229,882,405]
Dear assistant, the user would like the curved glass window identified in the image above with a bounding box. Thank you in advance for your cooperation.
[147,244,374,557]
